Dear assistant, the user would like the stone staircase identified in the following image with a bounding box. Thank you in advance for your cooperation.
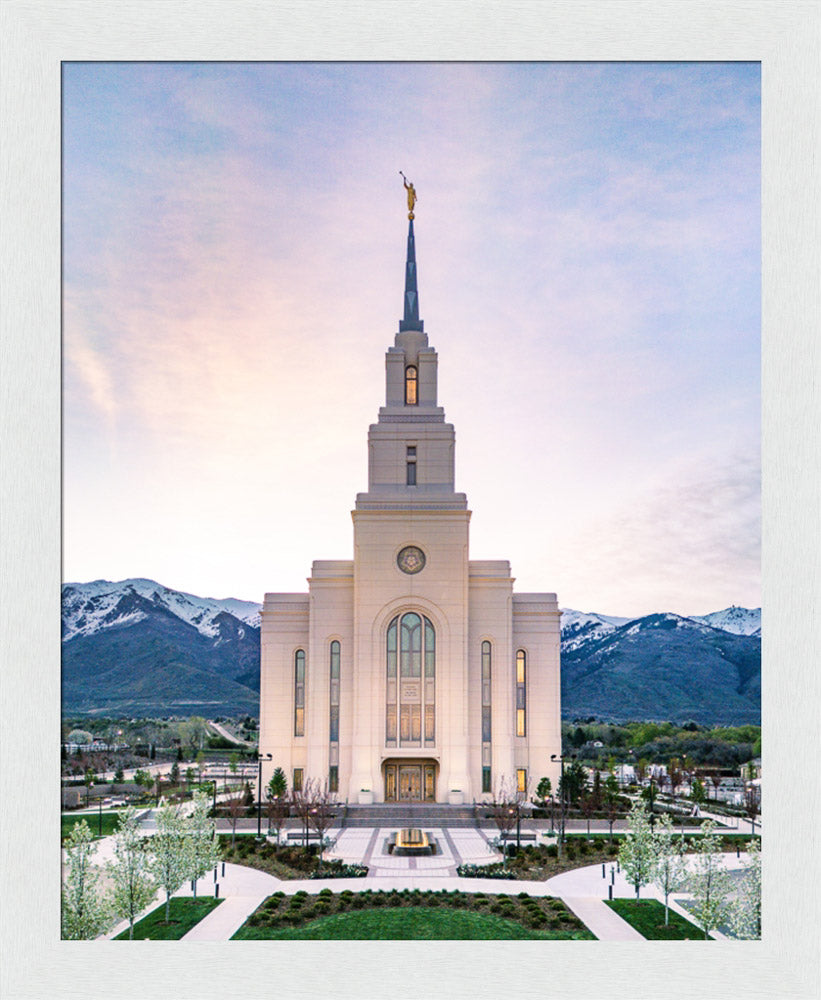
[341,803,480,829]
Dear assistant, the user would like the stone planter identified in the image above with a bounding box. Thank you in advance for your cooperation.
[448,789,463,805]
[358,789,373,805]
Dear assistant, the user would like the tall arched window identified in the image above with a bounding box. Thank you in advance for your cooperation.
[405,365,418,405]
[329,640,340,791]
[481,640,492,793]
[294,649,305,737]
[515,649,527,737]
[329,641,340,741]
[386,612,435,746]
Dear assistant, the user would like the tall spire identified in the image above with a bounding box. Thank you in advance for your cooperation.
[399,218,423,332]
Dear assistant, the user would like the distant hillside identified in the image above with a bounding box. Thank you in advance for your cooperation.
[559,611,760,724]
[62,580,260,716]
[61,579,760,724]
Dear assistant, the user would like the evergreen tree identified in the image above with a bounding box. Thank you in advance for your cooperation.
[61,820,111,939]
[108,808,156,940]
[619,802,657,898]
[685,819,734,939]
[267,767,288,799]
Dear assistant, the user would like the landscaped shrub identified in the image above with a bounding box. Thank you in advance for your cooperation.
[545,844,558,858]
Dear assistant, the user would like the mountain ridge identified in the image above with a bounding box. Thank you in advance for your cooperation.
[61,579,760,723]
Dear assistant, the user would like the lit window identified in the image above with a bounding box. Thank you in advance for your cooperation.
[293,767,303,792]
[517,768,527,794]
[515,650,526,737]
[405,365,418,405]
[387,612,435,747]
[294,649,305,737]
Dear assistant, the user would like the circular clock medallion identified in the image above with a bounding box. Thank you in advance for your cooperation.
[397,545,426,575]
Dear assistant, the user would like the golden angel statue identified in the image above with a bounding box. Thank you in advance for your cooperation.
[399,171,417,219]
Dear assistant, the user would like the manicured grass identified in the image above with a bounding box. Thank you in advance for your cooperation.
[114,897,223,940]
[233,905,591,940]
[605,899,707,940]
[62,811,124,841]
[232,889,594,940]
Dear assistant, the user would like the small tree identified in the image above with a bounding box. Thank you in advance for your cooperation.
[652,815,687,925]
[61,820,110,939]
[691,778,707,809]
[730,838,761,939]
[489,778,520,868]
[84,767,96,807]
[641,777,659,824]
[304,778,337,873]
[744,782,760,836]
[534,776,552,808]
[268,767,288,800]
[668,758,683,798]
[114,765,125,784]
[619,802,657,899]
[108,809,156,940]
[226,791,246,848]
[579,791,597,839]
[685,819,734,940]
[186,792,221,899]
[149,805,191,923]
[170,760,180,785]
[603,774,620,843]
[558,760,588,807]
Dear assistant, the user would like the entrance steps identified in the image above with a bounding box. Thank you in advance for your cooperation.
[341,803,479,829]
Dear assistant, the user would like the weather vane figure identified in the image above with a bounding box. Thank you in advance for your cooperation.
[399,171,417,219]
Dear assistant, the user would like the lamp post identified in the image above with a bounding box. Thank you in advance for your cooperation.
[256,752,273,840]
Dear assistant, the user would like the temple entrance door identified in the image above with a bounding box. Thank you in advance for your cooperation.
[384,761,437,802]
[399,766,422,801]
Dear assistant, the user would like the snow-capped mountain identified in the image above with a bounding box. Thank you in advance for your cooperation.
[559,609,632,652]
[560,611,761,724]
[60,580,760,722]
[62,578,261,642]
[689,605,761,637]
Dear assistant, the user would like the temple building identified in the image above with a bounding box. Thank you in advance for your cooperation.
[259,186,562,804]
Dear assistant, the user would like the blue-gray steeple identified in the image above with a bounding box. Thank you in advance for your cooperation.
[399,219,424,332]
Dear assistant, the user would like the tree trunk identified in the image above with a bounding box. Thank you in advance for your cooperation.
[165,891,171,923]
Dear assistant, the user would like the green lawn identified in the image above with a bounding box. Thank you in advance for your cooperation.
[233,905,592,940]
[114,897,223,940]
[62,811,124,841]
[605,899,707,940]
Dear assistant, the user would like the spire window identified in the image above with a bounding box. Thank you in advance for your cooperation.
[405,365,418,405]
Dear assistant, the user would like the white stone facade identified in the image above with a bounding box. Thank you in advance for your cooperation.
[260,221,561,804]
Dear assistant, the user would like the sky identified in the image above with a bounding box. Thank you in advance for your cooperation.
[62,62,760,619]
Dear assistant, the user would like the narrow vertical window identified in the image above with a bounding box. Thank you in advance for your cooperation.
[328,765,339,793]
[517,768,527,794]
[329,641,340,741]
[516,649,526,737]
[482,767,492,794]
[406,445,417,485]
[293,767,303,792]
[294,649,305,737]
[405,365,418,405]
[481,641,492,741]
